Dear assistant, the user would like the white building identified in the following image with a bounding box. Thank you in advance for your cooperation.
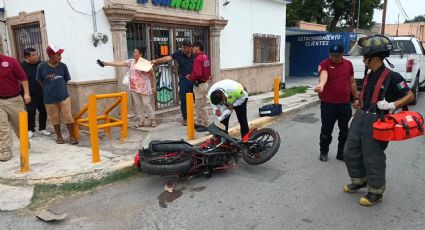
[0,0,290,113]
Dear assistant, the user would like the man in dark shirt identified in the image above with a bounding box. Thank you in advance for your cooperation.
[152,39,194,126]
[314,44,358,162]
[0,53,31,161]
[343,35,414,206]
[187,40,211,132]
[36,44,78,145]
[21,48,50,138]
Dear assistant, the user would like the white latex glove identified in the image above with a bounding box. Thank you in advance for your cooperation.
[377,100,395,110]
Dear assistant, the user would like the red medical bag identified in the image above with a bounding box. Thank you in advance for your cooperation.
[373,111,424,141]
[360,68,424,141]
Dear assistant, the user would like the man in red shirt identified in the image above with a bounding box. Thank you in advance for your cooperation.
[187,40,211,132]
[314,44,359,162]
[0,54,31,161]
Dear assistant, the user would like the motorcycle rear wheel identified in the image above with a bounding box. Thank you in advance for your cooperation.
[242,128,281,165]
[140,155,192,175]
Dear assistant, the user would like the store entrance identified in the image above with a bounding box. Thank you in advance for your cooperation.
[127,22,209,111]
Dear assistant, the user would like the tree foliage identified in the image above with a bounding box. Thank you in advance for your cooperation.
[405,15,425,23]
[287,0,382,32]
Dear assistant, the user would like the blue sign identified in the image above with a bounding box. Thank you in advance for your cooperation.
[287,32,357,77]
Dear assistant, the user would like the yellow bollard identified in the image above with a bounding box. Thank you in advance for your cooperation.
[19,112,29,172]
[88,94,100,163]
[73,123,80,141]
[120,92,128,143]
[186,93,195,140]
[274,77,280,105]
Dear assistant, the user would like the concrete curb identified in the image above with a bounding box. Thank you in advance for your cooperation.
[2,97,320,185]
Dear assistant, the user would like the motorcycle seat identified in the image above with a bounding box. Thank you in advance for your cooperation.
[149,140,198,153]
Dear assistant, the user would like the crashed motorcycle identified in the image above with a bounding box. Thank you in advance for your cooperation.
[134,124,281,177]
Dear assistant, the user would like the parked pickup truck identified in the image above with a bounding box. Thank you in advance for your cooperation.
[346,36,425,104]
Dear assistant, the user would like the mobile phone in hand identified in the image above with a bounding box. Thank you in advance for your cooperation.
[97,59,105,67]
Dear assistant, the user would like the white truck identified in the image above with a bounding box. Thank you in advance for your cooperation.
[346,36,425,104]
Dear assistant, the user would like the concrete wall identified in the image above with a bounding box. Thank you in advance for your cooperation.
[67,80,118,116]
[219,0,286,79]
[385,23,425,42]
[4,0,116,82]
[297,21,327,31]
[220,63,283,93]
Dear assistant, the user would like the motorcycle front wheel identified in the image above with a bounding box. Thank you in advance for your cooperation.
[242,128,281,165]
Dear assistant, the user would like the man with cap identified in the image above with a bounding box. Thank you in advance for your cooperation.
[314,44,359,162]
[343,35,413,206]
[152,39,194,126]
[0,53,31,161]
[36,44,78,145]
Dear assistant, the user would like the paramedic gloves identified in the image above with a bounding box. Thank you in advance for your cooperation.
[377,100,396,110]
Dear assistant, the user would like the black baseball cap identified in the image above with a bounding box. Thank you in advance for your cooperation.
[329,44,344,54]
[181,39,192,47]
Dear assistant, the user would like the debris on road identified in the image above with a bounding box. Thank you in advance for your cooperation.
[36,209,67,222]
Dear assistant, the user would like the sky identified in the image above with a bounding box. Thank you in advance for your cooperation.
[373,0,425,24]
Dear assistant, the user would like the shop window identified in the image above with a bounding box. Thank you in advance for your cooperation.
[126,22,150,59]
[7,11,48,61]
[126,22,209,111]
[253,34,280,63]
[12,23,44,61]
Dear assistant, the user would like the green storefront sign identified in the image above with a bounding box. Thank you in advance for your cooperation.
[137,0,204,11]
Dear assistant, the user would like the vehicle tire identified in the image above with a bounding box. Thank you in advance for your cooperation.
[242,128,281,165]
[140,155,192,175]
[419,80,425,92]
[410,77,419,105]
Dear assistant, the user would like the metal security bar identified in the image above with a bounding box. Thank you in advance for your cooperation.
[253,34,281,63]
[126,22,209,111]
[193,27,209,54]
[12,23,44,62]
[126,22,150,59]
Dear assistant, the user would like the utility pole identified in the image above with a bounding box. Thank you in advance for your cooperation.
[396,13,400,36]
[357,0,361,29]
[381,0,388,35]
[351,0,356,31]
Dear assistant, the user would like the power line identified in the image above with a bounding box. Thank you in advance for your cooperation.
[392,0,417,36]
[393,0,409,20]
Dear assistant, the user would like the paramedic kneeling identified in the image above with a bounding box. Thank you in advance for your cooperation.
[343,35,414,206]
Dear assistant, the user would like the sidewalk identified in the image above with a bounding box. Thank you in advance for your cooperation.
[0,77,319,207]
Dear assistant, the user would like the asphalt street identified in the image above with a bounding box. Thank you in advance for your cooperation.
[1,93,424,230]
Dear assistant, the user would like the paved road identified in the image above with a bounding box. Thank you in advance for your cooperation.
[1,93,424,230]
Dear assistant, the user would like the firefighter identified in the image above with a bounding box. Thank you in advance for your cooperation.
[343,35,414,206]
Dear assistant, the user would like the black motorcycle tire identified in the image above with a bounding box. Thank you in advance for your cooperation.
[242,128,281,165]
[140,156,192,175]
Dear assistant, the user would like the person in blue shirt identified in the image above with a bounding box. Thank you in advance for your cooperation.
[152,39,194,126]
[36,44,78,145]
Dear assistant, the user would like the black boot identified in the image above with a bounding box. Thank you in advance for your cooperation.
[319,152,328,162]
[336,151,344,161]
[359,192,383,206]
[343,181,367,193]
